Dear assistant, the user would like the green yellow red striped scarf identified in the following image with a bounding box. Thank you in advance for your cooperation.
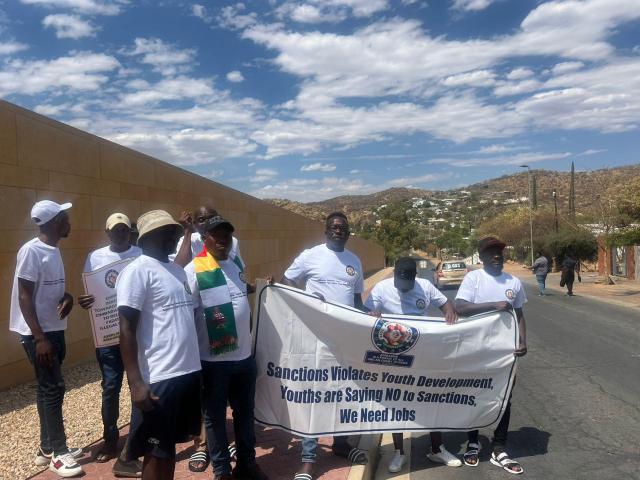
[193,248,245,355]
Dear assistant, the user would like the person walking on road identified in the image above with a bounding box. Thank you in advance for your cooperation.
[282,212,367,480]
[455,236,528,475]
[560,254,580,296]
[530,252,549,296]
[78,213,142,477]
[10,200,84,478]
[365,257,461,472]
[185,214,269,480]
[117,210,202,480]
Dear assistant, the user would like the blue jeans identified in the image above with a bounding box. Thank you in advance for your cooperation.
[95,345,124,444]
[21,331,69,455]
[202,356,257,475]
[302,436,350,463]
[536,274,547,295]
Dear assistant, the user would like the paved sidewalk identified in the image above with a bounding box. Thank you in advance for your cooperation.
[503,262,640,309]
[30,268,394,480]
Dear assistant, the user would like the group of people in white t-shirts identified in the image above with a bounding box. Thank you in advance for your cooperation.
[10,200,528,479]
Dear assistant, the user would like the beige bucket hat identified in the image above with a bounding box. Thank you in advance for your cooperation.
[136,210,183,241]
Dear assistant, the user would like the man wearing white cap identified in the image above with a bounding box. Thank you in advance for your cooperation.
[10,200,84,477]
[117,210,201,480]
[79,213,142,477]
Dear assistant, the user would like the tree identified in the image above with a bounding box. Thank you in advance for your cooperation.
[373,201,419,263]
[544,228,598,264]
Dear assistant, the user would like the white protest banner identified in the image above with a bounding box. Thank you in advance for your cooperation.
[82,258,134,348]
[254,284,518,437]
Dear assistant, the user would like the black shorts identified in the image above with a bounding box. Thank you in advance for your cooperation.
[127,371,201,460]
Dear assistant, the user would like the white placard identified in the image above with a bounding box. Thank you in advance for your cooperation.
[254,284,518,436]
[82,258,134,348]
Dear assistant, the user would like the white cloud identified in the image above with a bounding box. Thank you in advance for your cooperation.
[119,77,214,107]
[43,14,97,39]
[551,61,584,75]
[226,70,244,82]
[251,168,278,183]
[441,70,495,87]
[506,67,534,80]
[217,3,258,30]
[426,151,571,167]
[204,168,224,179]
[126,38,196,76]
[451,0,496,12]
[251,176,376,201]
[577,148,606,156]
[0,41,28,55]
[300,162,336,172]
[20,0,123,15]
[385,173,443,187]
[0,52,119,96]
[191,4,211,21]
[493,78,542,97]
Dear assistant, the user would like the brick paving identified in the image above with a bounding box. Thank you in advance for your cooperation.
[30,269,394,480]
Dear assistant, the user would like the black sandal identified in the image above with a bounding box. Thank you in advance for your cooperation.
[188,450,210,473]
[463,442,480,467]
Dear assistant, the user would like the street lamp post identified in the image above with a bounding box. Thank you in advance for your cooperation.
[552,189,559,233]
[520,164,534,265]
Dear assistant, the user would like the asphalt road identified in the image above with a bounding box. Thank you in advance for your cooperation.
[409,264,640,480]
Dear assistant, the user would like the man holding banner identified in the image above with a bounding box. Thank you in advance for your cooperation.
[455,236,527,475]
[365,257,462,472]
[79,213,142,476]
[282,212,367,480]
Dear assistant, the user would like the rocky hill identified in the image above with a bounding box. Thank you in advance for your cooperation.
[266,165,640,224]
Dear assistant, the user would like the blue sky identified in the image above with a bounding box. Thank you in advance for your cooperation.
[1,0,639,201]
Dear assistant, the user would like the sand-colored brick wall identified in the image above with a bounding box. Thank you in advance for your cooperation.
[0,100,385,390]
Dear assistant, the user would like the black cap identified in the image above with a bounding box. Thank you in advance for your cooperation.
[478,236,506,253]
[202,215,234,233]
[394,257,417,290]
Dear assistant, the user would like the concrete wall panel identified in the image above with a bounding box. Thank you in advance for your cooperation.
[0,100,385,390]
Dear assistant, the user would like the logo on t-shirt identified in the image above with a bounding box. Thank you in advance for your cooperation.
[104,269,119,289]
[345,265,356,276]
[416,298,426,310]
[505,289,515,300]
[239,271,247,283]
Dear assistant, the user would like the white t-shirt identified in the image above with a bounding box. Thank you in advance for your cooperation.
[10,238,67,335]
[116,255,201,384]
[83,245,142,272]
[185,259,251,362]
[284,243,364,307]
[456,269,527,309]
[170,234,242,263]
[365,277,447,315]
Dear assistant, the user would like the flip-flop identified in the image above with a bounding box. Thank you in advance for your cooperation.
[345,447,368,464]
[188,450,210,473]
[490,451,523,475]
[463,442,480,467]
[294,472,313,480]
[228,443,237,459]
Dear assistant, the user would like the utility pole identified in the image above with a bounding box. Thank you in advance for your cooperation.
[532,174,538,210]
[569,161,576,221]
[520,164,535,265]
[552,189,559,233]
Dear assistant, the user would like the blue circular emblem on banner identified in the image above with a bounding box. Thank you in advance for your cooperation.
[371,318,419,354]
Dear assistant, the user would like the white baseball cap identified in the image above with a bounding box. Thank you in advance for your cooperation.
[106,213,131,230]
[31,200,72,226]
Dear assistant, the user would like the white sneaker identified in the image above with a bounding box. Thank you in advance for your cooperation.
[388,450,405,473]
[427,446,462,467]
[49,452,83,478]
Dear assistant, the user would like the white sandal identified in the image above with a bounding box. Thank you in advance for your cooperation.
[490,451,523,475]
[463,442,480,467]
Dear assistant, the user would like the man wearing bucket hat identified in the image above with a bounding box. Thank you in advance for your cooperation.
[10,200,84,477]
[79,213,142,476]
[185,215,269,480]
[117,210,201,480]
[365,257,461,472]
[455,237,527,475]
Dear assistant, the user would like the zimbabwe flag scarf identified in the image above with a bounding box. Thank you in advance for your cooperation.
[193,247,245,355]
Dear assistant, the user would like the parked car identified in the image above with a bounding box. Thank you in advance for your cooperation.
[433,260,469,289]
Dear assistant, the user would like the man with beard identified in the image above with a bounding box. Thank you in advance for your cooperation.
[455,237,527,475]
[282,212,366,480]
[10,200,83,477]
[117,210,201,480]
[78,213,142,477]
